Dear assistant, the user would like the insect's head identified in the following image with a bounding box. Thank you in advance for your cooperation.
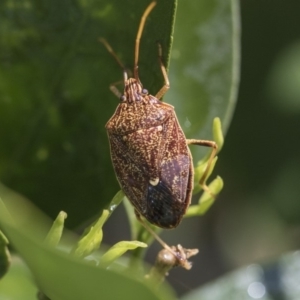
[121,71,149,103]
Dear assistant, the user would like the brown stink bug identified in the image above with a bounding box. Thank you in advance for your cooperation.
[101,2,218,230]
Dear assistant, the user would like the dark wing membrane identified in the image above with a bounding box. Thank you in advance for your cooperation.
[146,179,187,228]
[145,117,192,228]
[160,116,191,204]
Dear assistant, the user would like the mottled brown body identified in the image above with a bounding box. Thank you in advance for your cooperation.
[102,1,217,231]
[106,78,193,228]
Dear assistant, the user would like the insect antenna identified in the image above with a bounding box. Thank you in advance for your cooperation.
[99,38,131,95]
[99,38,126,70]
[134,1,157,81]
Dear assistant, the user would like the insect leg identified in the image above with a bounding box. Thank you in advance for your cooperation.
[155,43,170,100]
[134,1,157,80]
[186,139,218,196]
[134,210,187,264]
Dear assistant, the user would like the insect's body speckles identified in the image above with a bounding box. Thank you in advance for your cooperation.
[101,0,219,234]
[106,79,193,228]
[101,0,219,269]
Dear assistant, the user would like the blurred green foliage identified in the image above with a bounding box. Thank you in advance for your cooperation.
[0,0,240,298]
[0,255,37,300]
[0,196,175,300]
[0,0,177,226]
[0,0,238,227]
[4,0,299,298]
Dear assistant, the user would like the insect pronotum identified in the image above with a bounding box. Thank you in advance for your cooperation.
[101,1,218,266]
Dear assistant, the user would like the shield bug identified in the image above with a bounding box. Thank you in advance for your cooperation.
[101,2,217,231]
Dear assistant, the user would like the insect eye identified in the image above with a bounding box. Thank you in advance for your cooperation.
[142,89,148,95]
[120,95,126,102]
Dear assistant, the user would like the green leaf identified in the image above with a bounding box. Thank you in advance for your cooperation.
[0,197,175,300]
[0,0,178,225]
[192,117,224,195]
[0,0,239,225]
[105,189,125,216]
[44,211,67,248]
[122,193,140,240]
[213,117,225,152]
[186,176,224,217]
[167,0,240,162]
[71,210,109,258]
[0,230,11,280]
[99,240,147,268]
[0,255,37,299]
